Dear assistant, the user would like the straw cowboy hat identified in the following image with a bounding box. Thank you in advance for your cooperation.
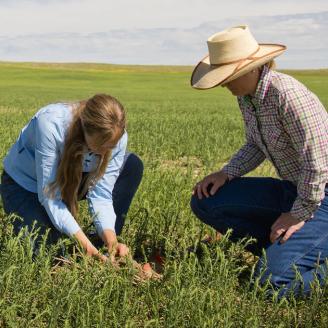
[191,25,286,89]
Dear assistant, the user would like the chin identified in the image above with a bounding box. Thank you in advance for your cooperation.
[228,90,239,96]
[232,90,247,97]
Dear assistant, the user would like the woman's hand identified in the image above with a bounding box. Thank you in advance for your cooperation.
[270,212,305,244]
[95,244,129,265]
[94,252,110,263]
[114,242,130,258]
[74,229,110,262]
[106,242,130,263]
[193,170,229,199]
[94,243,129,266]
[101,229,130,262]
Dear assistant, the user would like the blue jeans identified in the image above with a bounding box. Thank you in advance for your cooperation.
[0,152,143,246]
[190,177,328,297]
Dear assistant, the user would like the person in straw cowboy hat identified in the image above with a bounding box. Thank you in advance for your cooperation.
[190,25,328,297]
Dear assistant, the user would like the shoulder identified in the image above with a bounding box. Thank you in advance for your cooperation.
[266,71,323,112]
[34,103,74,147]
[34,103,73,134]
[35,103,72,122]
[269,73,326,119]
[270,71,309,99]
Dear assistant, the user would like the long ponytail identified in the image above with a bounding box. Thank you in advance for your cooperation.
[48,94,126,220]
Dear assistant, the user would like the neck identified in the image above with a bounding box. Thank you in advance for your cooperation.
[249,69,261,96]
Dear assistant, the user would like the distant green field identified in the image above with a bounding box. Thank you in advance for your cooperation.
[0,62,328,327]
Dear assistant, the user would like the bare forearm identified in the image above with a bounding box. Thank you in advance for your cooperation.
[101,229,118,251]
[74,229,107,261]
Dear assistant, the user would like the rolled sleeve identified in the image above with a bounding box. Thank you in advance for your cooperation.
[222,142,266,179]
[290,197,319,222]
[35,115,81,237]
[87,132,128,236]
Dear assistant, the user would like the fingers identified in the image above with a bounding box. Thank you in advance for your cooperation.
[192,182,199,197]
[193,171,229,199]
[116,243,129,258]
[270,225,302,244]
[270,216,284,242]
[270,228,286,243]
[210,180,223,196]
[270,213,306,244]
[193,178,213,199]
[201,181,211,198]
[100,254,109,263]
[192,180,209,199]
[280,227,295,244]
[93,252,107,263]
[280,223,304,243]
[197,182,204,199]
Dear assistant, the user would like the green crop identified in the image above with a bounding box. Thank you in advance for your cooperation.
[0,62,328,327]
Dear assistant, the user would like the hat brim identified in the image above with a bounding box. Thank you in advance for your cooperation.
[191,44,286,90]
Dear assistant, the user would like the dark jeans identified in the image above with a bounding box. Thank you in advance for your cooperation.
[0,152,143,247]
[191,177,328,297]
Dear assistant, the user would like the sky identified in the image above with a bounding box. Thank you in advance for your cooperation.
[0,0,327,68]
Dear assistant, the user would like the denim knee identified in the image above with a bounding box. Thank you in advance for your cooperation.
[190,194,212,225]
[256,258,291,290]
[190,194,201,217]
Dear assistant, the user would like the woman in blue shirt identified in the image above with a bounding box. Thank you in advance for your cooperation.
[0,93,143,263]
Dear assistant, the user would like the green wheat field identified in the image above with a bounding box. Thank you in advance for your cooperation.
[0,62,328,327]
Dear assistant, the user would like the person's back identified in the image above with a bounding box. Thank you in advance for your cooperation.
[4,103,71,191]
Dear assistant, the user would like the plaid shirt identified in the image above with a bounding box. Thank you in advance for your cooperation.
[222,65,328,221]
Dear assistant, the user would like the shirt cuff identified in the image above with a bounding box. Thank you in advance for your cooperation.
[290,197,318,222]
[62,220,82,237]
[222,164,240,180]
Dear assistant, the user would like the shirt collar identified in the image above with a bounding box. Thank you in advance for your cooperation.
[250,64,272,107]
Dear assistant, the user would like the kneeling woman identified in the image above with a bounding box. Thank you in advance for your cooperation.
[0,94,143,263]
[190,26,328,297]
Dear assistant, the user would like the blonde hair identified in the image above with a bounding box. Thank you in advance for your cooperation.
[265,59,276,70]
[48,94,126,220]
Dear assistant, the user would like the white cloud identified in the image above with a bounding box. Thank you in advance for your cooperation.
[0,8,327,68]
[0,0,328,35]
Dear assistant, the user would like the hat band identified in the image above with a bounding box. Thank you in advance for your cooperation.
[219,44,286,86]
[210,46,260,68]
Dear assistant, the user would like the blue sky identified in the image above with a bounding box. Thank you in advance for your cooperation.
[0,0,327,68]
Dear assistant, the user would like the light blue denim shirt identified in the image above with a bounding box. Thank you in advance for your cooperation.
[3,103,127,237]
